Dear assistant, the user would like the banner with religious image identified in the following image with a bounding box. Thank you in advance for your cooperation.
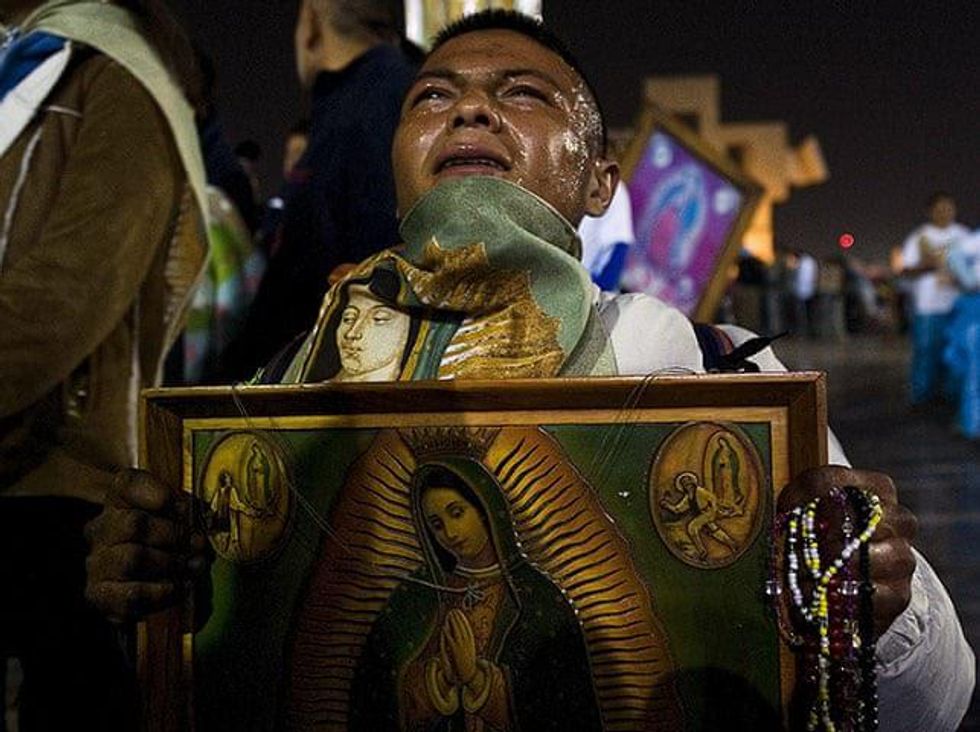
[619,103,761,321]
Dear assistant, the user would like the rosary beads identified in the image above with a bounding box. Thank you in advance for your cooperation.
[769,486,882,731]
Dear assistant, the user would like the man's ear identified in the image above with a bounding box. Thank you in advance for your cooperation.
[583,157,621,218]
[298,0,323,55]
[295,0,325,87]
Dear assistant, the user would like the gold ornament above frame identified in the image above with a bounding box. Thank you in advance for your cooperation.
[138,373,827,731]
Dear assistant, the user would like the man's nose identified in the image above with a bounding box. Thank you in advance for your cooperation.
[450,90,502,132]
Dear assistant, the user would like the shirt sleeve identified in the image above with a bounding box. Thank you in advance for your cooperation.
[902,228,923,269]
[876,550,975,731]
[718,323,977,729]
[598,290,704,374]
[0,58,182,417]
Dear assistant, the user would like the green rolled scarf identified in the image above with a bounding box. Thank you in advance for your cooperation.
[283,177,617,383]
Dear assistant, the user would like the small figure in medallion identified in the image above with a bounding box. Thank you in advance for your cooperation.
[710,435,744,516]
[660,471,739,560]
[197,433,289,562]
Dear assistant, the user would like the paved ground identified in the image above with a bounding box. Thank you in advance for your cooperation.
[774,333,980,730]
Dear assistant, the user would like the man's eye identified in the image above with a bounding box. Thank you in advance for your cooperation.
[411,87,450,106]
[505,85,548,102]
[341,310,357,324]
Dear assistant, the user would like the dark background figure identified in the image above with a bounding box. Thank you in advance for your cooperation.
[233,138,263,207]
[813,256,846,340]
[218,0,418,382]
[730,248,767,333]
[196,48,260,234]
[788,248,818,337]
[164,45,265,386]
[256,117,310,261]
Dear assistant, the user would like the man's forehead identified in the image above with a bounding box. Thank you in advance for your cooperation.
[420,29,579,88]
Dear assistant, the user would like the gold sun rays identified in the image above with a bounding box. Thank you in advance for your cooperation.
[488,428,683,730]
[286,431,420,729]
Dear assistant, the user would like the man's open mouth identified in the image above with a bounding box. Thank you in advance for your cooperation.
[436,156,508,174]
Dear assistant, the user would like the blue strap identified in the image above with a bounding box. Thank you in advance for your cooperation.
[592,242,630,291]
[0,30,67,104]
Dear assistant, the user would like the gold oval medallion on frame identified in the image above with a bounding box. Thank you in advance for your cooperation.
[649,422,765,569]
[196,431,290,563]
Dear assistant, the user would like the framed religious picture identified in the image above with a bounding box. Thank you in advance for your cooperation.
[619,102,762,321]
[139,373,827,731]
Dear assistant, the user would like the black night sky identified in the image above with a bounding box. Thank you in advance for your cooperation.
[174,0,979,261]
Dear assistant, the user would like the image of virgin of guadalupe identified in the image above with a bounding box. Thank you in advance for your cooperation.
[348,460,603,731]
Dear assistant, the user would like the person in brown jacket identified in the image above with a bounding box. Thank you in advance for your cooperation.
[0,1,208,727]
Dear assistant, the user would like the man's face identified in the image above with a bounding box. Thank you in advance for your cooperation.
[392,29,617,225]
[929,197,956,228]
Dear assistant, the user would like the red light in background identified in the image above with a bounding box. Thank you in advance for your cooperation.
[839,233,855,249]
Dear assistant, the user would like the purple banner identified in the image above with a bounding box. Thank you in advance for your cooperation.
[622,130,745,316]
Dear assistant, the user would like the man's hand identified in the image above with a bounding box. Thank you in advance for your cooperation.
[84,469,211,624]
[777,465,918,637]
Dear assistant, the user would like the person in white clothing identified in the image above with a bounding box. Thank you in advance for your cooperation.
[901,192,970,404]
[577,179,635,290]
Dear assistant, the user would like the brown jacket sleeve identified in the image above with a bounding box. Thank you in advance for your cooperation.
[0,58,183,418]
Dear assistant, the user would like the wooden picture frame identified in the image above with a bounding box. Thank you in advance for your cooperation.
[619,102,763,322]
[139,373,827,731]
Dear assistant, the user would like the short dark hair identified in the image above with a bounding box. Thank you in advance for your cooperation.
[431,10,607,155]
[926,191,954,209]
